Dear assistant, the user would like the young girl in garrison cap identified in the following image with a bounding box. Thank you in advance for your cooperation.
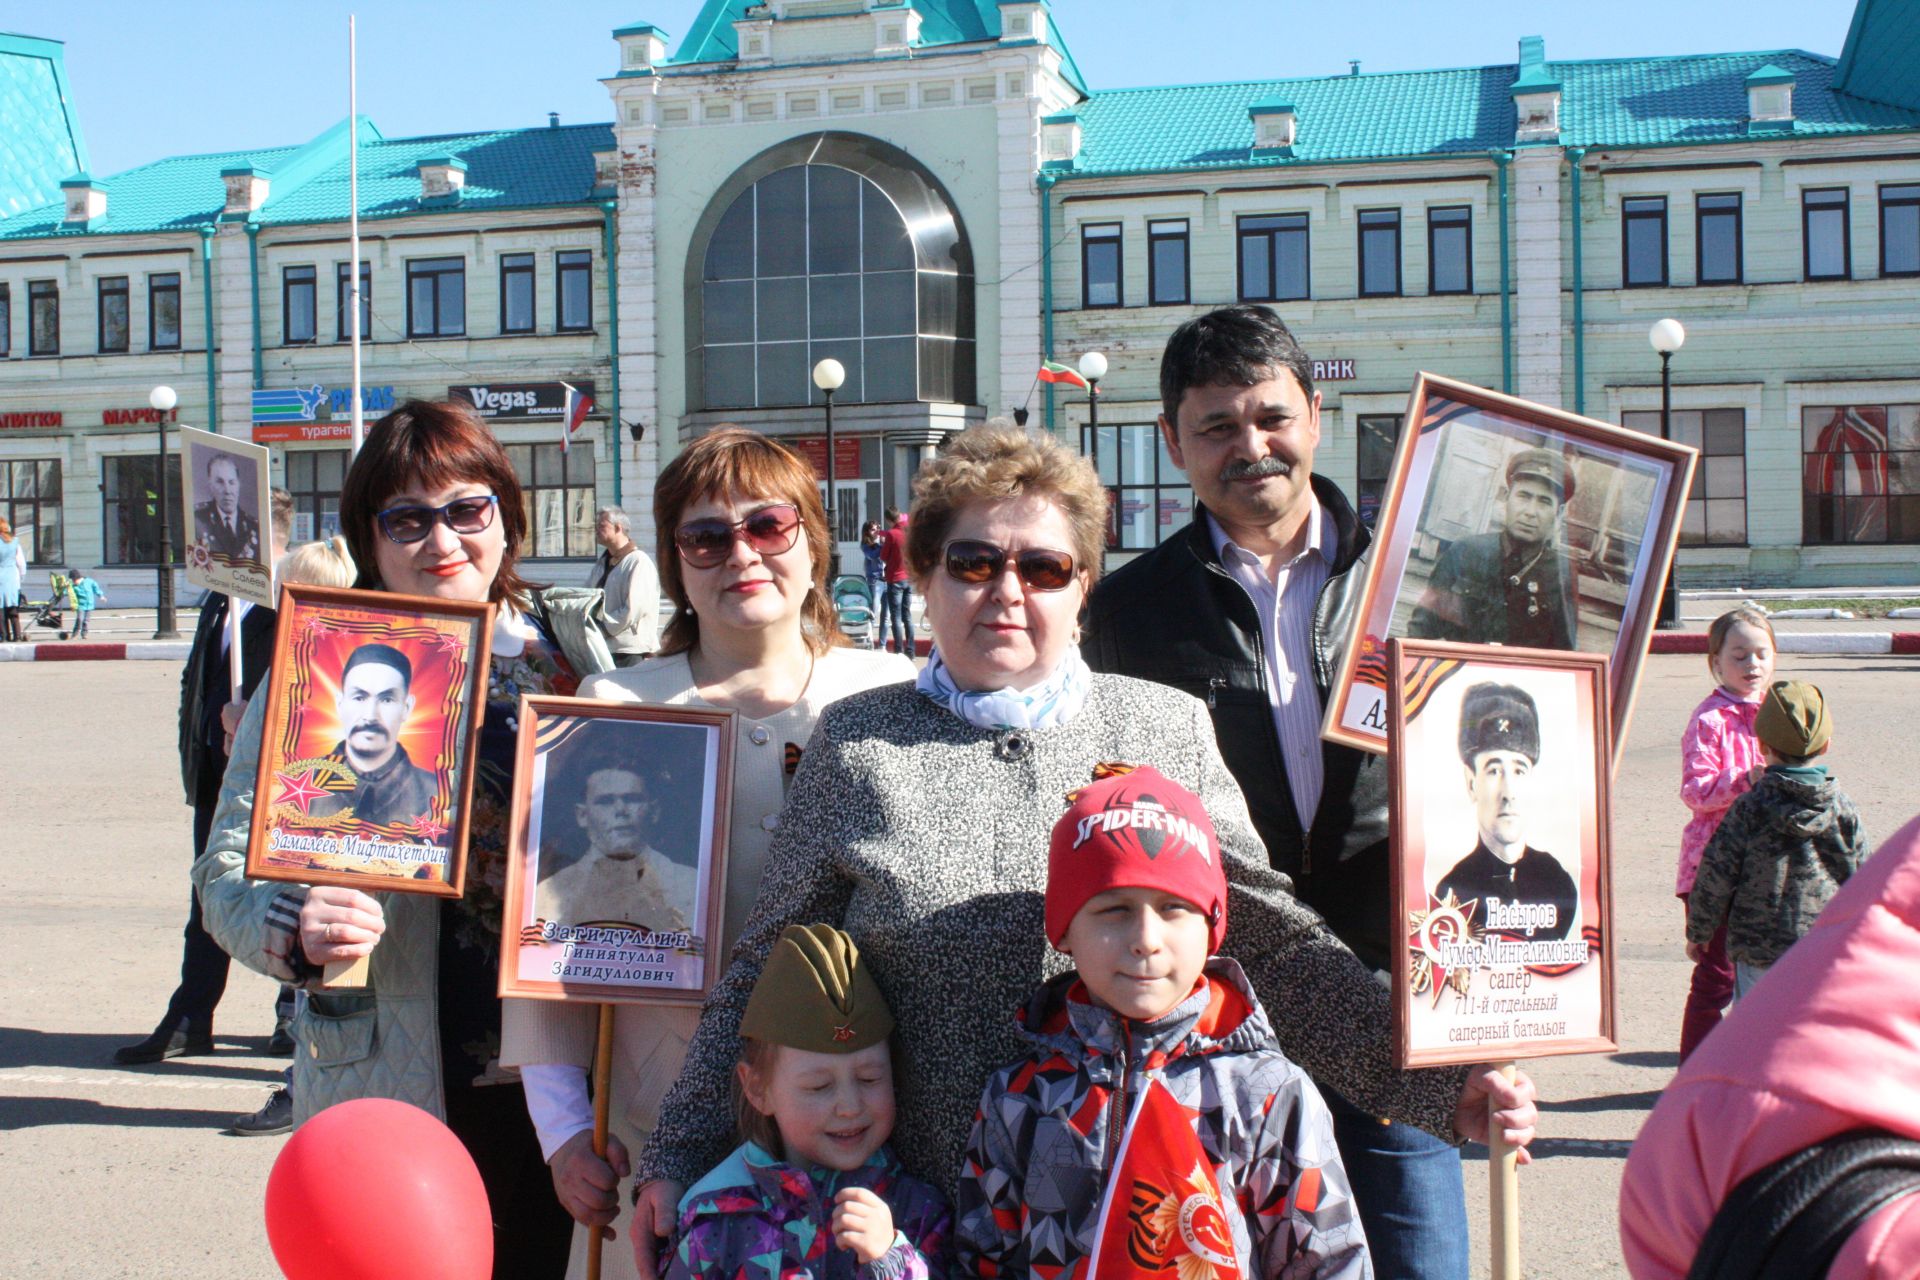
[663,924,951,1280]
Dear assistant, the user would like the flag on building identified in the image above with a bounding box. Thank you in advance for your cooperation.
[1038,360,1091,391]
[1087,1079,1244,1280]
[559,382,595,453]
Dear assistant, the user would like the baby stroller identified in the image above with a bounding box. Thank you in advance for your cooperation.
[25,571,71,638]
[831,575,875,648]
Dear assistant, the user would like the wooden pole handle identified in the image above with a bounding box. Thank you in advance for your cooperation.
[1489,1061,1521,1280]
[321,954,370,988]
[586,1003,616,1280]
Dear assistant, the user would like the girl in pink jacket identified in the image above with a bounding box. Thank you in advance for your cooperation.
[1674,607,1774,1061]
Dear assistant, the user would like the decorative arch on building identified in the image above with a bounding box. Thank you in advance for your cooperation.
[686,132,976,412]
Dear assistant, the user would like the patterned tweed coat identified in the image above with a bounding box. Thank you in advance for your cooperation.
[638,676,1466,1200]
[666,1143,949,1280]
[957,959,1370,1280]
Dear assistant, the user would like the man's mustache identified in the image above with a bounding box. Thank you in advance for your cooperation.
[349,722,391,739]
[1220,456,1293,481]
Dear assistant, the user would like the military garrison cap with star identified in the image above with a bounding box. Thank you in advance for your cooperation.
[739,923,894,1053]
[1506,447,1576,505]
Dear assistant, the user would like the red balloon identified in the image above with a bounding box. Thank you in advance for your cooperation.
[265,1098,493,1280]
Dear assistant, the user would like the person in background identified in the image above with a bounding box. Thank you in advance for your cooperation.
[224,533,357,1136]
[67,567,105,639]
[504,427,912,1280]
[877,505,913,656]
[1685,679,1870,1001]
[0,516,25,642]
[860,520,886,646]
[588,506,662,666]
[114,489,293,1071]
[1673,606,1775,1061]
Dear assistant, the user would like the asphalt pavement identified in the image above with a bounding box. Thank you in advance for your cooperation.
[2,653,1915,1278]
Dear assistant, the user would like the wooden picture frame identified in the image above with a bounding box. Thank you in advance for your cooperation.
[1388,638,1617,1069]
[499,696,736,1006]
[1324,373,1696,764]
[244,584,493,897]
[178,426,275,607]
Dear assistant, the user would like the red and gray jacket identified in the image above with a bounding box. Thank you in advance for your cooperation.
[956,957,1370,1280]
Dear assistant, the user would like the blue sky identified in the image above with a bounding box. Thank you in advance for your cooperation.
[39,0,1861,176]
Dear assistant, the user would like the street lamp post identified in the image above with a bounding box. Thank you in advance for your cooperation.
[1649,318,1686,631]
[149,384,183,640]
[812,358,847,579]
[1078,349,1108,473]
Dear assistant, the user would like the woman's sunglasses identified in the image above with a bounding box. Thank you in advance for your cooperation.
[377,494,499,545]
[942,540,1077,592]
[673,504,805,568]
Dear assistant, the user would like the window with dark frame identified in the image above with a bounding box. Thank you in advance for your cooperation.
[406,256,466,338]
[148,273,181,350]
[1803,187,1851,281]
[1358,208,1401,297]
[28,280,57,356]
[1427,206,1471,295]
[1,458,62,563]
[1081,223,1122,308]
[508,441,599,557]
[335,261,371,341]
[1801,403,1920,545]
[97,276,130,353]
[0,284,9,357]
[1237,213,1309,302]
[1080,421,1195,551]
[1695,193,1743,285]
[1881,184,1920,278]
[557,250,593,331]
[283,265,317,344]
[103,454,186,565]
[501,253,535,334]
[284,449,350,543]
[1622,196,1668,287]
[1355,414,1405,527]
[1147,220,1189,306]
[1624,407,1747,545]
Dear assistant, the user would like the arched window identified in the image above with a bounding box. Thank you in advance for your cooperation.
[689,133,975,411]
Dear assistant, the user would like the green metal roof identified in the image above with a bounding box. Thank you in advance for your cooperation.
[0,119,614,241]
[1554,49,1917,147]
[0,33,90,219]
[1833,0,1920,112]
[665,0,1087,95]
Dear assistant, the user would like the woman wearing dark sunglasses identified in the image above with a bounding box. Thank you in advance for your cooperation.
[195,399,623,1277]
[625,421,1466,1275]
[503,427,912,1278]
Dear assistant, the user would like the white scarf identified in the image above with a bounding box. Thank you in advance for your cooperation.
[915,643,1092,731]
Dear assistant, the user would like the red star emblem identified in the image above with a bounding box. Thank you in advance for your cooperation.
[832,1023,857,1043]
[273,769,330,815]
[411,815,450,841]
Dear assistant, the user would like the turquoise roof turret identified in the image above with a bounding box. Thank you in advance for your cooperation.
[0,33,90,219]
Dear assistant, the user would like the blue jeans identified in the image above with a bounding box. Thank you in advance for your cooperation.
[880,581,913,654]
[73,607,91,637]
[1733,959,1768,1002]
[1323,1085,1469,1280]
[864,575,886,644]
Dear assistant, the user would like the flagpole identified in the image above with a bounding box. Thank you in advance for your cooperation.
[348,13,365,456]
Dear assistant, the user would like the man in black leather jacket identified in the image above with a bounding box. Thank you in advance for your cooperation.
[1085,305,1530,1280]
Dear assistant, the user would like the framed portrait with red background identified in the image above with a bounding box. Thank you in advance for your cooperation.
[245,584,493,897]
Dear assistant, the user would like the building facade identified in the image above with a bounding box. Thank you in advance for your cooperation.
[3,1,1917,598]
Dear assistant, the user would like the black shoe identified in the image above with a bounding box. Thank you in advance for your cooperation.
[265,1019,296,1056]
[112,1027,215,1065]
[229,1088,293,1136]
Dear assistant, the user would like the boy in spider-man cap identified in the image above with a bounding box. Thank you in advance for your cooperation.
[956,764,1370,1280]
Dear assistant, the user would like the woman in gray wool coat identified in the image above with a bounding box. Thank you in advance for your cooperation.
[627,422,1538,1274]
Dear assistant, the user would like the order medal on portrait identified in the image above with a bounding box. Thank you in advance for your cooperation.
[245,584,493,898]
[499,696,736,1006]
[1386,638,1618,1068]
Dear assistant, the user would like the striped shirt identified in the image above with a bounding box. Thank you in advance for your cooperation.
[1209,499,1338,830]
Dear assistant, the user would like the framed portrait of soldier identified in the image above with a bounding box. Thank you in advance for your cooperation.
[1387,638,1617,1068]
[499,697,735,1005]
[1324,374,1696,762]
[179,427,275,607]
[245,585,494,897]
